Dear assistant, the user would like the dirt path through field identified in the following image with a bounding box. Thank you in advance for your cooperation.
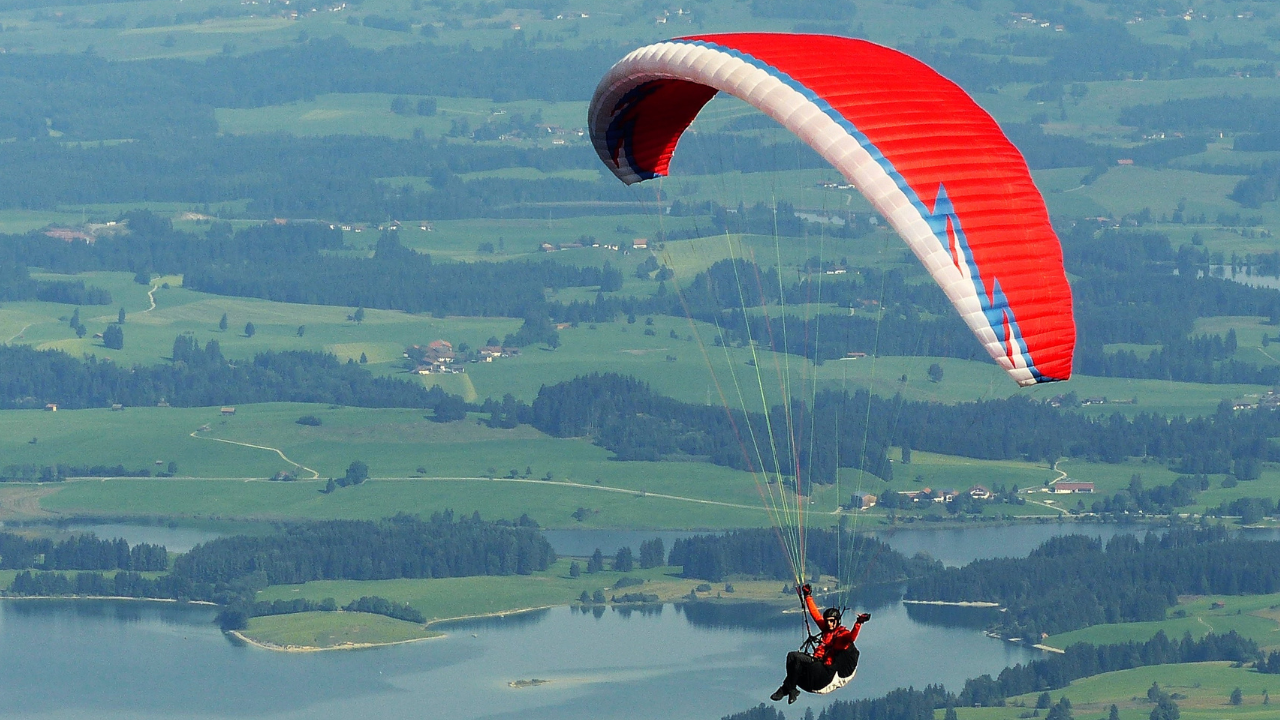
[188,430,321,479]
[0,485,60,520]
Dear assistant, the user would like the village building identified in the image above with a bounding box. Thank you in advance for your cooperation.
[1053,481,1095,494]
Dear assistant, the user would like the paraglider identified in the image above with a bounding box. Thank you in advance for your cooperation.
[587,32,1076,386]
[587,32,1076,698]
[770,584,870,703]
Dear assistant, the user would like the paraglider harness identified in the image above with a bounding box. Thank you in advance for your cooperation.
[795,587,860,695]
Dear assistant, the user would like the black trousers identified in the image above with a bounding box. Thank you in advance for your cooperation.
[781,646,860,693]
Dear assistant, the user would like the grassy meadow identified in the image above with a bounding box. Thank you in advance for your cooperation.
[1047,592,1280,652]
[950,662,1280,720]
[252,559,790,626]
[241,611,441,649]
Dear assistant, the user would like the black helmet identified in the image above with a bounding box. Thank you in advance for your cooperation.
[822,607,842,625]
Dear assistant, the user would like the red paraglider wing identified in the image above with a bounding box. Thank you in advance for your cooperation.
[588,33,1075,386]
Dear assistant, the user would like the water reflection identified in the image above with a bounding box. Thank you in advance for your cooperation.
[678,601,794,632]
[904,603,1002,630]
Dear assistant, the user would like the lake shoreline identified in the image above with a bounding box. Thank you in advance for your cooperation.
[0,594,218,606]
[901,599,999,608]
[233,604,562,652]
[228,628,445,653]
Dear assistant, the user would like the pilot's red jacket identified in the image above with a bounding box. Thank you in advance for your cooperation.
[804,594,861,665]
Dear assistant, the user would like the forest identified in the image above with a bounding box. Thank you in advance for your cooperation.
[667,529,934,583]
[0,531,167,571]
[0,132,634,219]
[905,526,1280,637]
[174,511,553,586]
[524,373,1280,482]
[0,213,619,318]
[0,261,111,305]
[6,512,555,628]
[0,336,463,411]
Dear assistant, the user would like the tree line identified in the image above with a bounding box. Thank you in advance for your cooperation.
[0,261,111,305]
[1208,496,1280,524]
[6,512,554,629]
[175,512,553,587]
[0,133,633,220]
[0,334,463,411]
[957,630,1260,707]
[905,527,1280,638]
[519,373,1280,482]
[527,372,894,482]
[214,595,426,631]
[0,531,167,571]
[0,213,618,319]
[668,528,935,583]
[0,463,162,482]
[186,232,620,318]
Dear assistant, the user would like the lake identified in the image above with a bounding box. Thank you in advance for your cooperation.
[543,522,1203,566]
[4,522,1275,719]
[0,596,1036,720]
[54,521,1280,567]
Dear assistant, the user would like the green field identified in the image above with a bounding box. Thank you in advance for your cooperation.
[4,395,1273,527]
[952,662,1280,720]
[1048,592,1280,652]
[240,611,440,649]
[253,559,788,627]
[217,94,589,143]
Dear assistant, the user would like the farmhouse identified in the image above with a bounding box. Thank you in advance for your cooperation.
[408,340,460,374]
[968,485,992,500]
[1053,481,1095,494]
